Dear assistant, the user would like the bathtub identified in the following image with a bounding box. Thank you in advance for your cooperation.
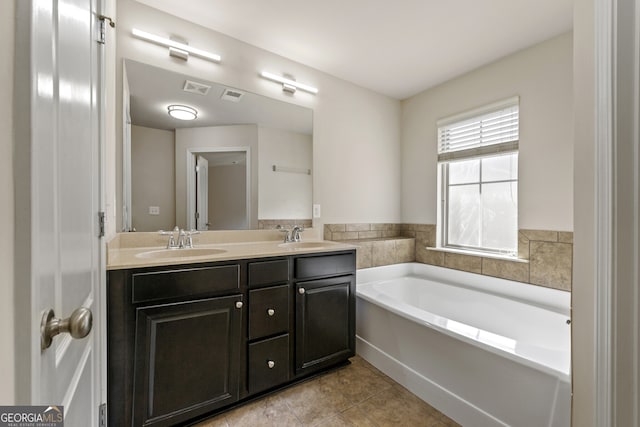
[356,263,571,427]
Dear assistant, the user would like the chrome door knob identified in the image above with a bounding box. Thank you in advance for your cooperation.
[267,360,275,369]
[298,288,305,294]
[41,307,93,350]
[267,308,275,316]
[236,301,244,309]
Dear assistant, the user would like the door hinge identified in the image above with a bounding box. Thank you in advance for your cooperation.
[97,15,115,45]
[98,403,107,427]
[98,211,105,238]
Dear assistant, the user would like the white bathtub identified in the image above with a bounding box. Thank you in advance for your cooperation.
[356,263,571,427]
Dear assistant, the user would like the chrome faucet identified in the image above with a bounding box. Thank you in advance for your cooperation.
[290,225,304,242]
[276,225,303,243]
[159,227,199,249]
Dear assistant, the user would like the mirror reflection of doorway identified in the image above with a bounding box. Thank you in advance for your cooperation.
[193,150,248,230]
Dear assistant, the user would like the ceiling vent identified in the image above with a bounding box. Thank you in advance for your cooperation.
[221,88,245,102]
[183,80,211,96]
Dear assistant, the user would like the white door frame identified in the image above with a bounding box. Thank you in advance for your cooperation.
[13,0,106,421]
[594,0,640,425]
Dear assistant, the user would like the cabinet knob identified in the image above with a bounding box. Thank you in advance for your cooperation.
[267,308,275,316]
[267,360,275,369]
[298,288,305,295]
[235,301,243,309]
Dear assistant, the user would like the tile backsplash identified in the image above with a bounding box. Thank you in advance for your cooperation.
[325,223,573,292]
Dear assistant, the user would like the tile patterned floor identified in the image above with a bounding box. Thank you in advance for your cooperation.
[193,356,462,427]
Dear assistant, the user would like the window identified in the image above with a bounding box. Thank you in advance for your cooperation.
[437,97,519,255]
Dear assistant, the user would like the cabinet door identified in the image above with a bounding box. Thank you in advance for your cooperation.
[132,295,243,426]
[295,275,355,375]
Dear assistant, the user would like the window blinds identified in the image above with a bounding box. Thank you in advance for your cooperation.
[437,97,519,162]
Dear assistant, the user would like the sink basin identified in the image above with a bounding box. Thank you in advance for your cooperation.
[277,242,330,249]
[136,248,227,259]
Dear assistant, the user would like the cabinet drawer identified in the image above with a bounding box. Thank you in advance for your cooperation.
[249,285,289,340]
[294,252,355,280]
[248,334,290,394]
[131,264,239,304]
[248,259,289,288]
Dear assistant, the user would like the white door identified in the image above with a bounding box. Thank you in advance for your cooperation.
[196,155,209,230]
[21,0,103,424]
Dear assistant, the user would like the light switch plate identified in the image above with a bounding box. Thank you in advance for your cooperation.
[313,204,321,218]
[149,206,160,215]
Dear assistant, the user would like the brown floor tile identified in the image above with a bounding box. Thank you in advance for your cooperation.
[315,406,378,427]
[196,357,458,427]
[224,394,301,427]
[317,363,393,405]
[278,376,353,425]
[356,385,444,426]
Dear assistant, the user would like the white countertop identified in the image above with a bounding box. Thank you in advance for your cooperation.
[107,234,355,270]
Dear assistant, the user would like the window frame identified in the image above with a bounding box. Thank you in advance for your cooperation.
[436,97,520,257]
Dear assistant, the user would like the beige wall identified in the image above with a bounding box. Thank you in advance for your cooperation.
[1,0,15,405]
[572,0,596,424]
[175,125,259,228]
[131,125,176,231]
[208,164,247,229]
[258,127,313,220]
[401,32,573,232]
[113,0,402,233]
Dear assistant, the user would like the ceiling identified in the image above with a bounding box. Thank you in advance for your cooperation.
[126,60,313,134]
[134,0,573,100]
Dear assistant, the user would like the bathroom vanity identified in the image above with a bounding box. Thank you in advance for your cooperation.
[107,239,355,427]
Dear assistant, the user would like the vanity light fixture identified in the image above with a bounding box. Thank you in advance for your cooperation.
[260,71,318,95]
[167,104,198,121]
[132,28,221,63]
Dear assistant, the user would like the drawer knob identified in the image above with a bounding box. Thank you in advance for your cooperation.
[267,308,275,316]
[235,301,243,309]
[298,288,305,295]
[267,360,275,369]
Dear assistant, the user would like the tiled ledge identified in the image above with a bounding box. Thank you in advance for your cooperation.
[341,237,415,269]
[325,223,573,292]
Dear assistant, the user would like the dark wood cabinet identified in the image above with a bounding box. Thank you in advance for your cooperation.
[132,295,242,426]
[295,275,356,375]
[108,250,355,426]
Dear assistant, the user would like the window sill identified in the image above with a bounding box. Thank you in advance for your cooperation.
[426,246,529,264]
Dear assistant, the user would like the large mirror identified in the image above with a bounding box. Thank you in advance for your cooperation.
[122,60,313,232]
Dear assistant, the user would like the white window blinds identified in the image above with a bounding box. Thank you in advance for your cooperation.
[437,97,519,161]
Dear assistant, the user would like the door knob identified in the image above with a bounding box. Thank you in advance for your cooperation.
[41,307,93,350]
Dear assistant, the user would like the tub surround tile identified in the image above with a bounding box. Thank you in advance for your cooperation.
[558,231,574,244]
[352,241,373,269]
[518,232,531,260]
[396,239,416,263]
[371,223,398,231]
[331,231,359,241]
[326,224,346,233]
[529,241,573,290]
[372,239,397,267]
[444,252,482,274]
[520,229,559,242]
[482,258,530,283]
[345,223,371,232]
[357,230,381,239]
[417,247,445,267]
[324,223,573,291]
